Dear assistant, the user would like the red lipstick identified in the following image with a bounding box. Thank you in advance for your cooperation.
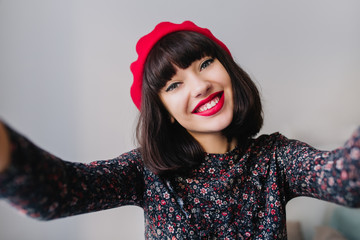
[192,91,224,116]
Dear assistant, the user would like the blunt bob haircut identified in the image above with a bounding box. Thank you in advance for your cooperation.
[137,31,263,176]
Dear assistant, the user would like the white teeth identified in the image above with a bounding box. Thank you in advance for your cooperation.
[196,96,220,113]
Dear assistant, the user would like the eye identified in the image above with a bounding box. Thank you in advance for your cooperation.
[200,58,214,71]
[165,82,181,92]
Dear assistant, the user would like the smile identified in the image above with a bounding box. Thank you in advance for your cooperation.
[192,91,225,116]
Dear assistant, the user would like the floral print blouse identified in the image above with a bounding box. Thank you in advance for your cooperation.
[0,125,359,239]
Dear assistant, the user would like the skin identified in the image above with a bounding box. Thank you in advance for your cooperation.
[159,57,237,153]
[0,122,11,173]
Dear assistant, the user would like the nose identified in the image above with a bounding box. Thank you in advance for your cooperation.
[190,75,212,98]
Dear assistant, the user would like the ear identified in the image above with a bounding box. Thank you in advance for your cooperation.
[170,116,175,124]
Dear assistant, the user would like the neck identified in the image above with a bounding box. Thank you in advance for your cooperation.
[191,133,237,154]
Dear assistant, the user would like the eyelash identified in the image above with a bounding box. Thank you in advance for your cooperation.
[165,58,214,92]
[200,58,214,71]
[165,82,181,92]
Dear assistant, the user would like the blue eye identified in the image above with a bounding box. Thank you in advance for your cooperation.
[165,82,181,92]
[200,58,214,71]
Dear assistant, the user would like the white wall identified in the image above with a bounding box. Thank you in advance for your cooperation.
[0,0,359,239]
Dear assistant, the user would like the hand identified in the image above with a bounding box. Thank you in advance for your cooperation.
[0,122,11,173]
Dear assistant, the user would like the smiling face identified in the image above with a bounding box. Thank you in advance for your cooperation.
[138,30,263,172]
[159,57,234,141]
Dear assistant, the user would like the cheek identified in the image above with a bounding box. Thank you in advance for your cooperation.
[162,92,190,113]
[160,95,181,117]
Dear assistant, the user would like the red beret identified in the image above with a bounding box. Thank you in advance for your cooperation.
[130,21,231,110]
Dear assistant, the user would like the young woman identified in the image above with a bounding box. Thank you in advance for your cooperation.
[0,21,359,239]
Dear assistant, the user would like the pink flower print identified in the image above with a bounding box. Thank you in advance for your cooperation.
[243,193,248,200]
[314,165,321,171]
[341,170,348,180]
[336,159,344,170]
[350,148,360,159]
[324,161,334,171]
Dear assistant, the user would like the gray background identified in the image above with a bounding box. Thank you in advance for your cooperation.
[0,0,359,239]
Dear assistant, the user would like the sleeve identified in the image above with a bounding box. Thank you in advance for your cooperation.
[0,123,145,220]
[276,127,360,207]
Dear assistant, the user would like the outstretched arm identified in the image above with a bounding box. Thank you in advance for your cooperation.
[278,127,360,207]
[0,122,145,220]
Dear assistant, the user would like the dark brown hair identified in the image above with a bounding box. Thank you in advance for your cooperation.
[136,31,263,175]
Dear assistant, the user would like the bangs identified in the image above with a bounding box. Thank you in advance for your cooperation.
[143,31,219,91]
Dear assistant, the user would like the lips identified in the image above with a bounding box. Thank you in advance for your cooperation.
[192,91,225,116]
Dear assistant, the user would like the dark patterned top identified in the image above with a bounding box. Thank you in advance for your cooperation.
[1,125,360,239]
